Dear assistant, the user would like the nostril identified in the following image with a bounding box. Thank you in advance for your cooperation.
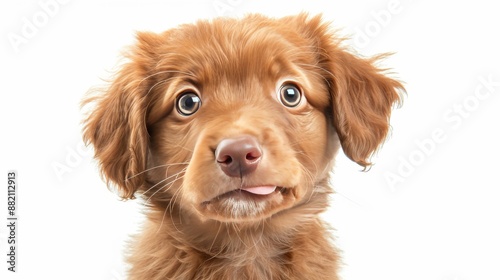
[218,155,233,165]
[245,150,261,162]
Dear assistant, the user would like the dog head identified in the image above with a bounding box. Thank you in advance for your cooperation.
[83,14,403,223]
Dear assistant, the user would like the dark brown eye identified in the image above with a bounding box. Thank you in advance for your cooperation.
[176,92,201,116]
[279,84,302,107]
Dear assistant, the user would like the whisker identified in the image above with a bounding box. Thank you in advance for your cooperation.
[208,221,223,253]
[141,165,187,196]
[137,70,196,87]
[143,168,187,207]
[167,179,187,233]
[126,162,189,181]
[154,172,187,234]
[294,62,333,87]
[171,144,194,153]
[335,191,364,208]
[145,78,171,96]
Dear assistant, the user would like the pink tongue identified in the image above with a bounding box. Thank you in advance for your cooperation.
[242,186,277,195]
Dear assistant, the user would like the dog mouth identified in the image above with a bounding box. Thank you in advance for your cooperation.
[200,185,294,222]
[203,185,288,203]
[208,185,289,200]
[240,185,278,195]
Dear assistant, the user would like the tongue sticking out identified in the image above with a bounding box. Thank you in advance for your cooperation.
[241,185,277,195]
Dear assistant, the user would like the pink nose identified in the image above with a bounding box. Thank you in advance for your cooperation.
[215,135,262,177]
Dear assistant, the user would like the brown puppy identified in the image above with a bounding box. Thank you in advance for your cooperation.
[83,13,403,280]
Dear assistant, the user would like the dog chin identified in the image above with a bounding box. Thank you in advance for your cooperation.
[197,186,297,223]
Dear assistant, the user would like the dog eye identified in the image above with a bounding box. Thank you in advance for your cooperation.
[176,92,201,116]
[279,84,302,107]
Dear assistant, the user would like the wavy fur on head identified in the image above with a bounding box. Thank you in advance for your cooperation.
[83,13,403,280]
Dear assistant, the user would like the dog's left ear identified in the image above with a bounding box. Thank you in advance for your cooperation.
[326,49,404,169]
[291,14,404,168]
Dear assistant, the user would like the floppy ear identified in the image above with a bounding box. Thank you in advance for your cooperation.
[82,32,161,199]
[327,50,404,168]
[295,14,404,168]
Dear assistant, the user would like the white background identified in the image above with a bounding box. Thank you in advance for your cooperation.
[1,0,499,279]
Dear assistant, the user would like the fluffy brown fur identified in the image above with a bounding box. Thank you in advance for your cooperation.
[83,13,403,280]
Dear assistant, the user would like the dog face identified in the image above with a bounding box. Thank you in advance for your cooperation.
[83,14,403,224]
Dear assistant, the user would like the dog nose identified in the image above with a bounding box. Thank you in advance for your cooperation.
[215,135,262,177]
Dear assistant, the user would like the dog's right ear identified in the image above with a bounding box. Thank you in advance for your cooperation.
[82,32,162,199]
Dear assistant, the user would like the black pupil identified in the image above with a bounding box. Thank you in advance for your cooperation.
[283,86,299,104]
[180,93,199,114]
[184,96,195,109]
